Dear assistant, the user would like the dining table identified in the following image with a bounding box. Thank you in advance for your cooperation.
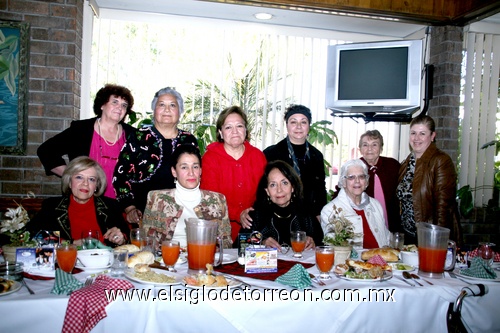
[0,248,499,333]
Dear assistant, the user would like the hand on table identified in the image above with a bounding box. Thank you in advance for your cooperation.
[104,227,126,245]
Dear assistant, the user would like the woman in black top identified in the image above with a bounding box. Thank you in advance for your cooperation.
[246,160,321,251]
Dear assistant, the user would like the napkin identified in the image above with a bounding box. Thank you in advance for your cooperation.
[62,275,134,333]
[459,257,497,279]
[275,263,312,289]
[367,254,387,266]
[51,268,83,295]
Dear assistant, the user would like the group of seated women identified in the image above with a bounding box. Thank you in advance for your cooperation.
[26,83,461,250]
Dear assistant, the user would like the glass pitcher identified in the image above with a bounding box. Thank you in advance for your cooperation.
[186,218,223,274]
[417,222,456,278]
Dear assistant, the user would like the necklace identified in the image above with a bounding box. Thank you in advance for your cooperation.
[97,118,120,146]
[273,211,292,219]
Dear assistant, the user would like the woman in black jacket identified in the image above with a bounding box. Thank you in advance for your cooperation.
[245,160,322,252]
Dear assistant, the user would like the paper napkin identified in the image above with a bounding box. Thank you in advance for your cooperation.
[51,268,83,295]
[275,264,312,289]
[460,257,497,279]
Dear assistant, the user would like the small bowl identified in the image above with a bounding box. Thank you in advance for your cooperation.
[0,261,24,281]
[77,249,112,268]
[401,251,419,267]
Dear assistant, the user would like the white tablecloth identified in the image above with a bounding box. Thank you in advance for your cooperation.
[1,249,499,333]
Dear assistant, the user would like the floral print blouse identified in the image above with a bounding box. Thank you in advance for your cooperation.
[142,188,232,249]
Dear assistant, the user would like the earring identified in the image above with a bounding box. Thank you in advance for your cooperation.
[174,177,177,183]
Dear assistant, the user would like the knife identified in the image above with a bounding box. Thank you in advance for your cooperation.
[395,275,415,287]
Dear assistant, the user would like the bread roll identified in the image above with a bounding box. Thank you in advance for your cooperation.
[115,244,140,254]
[361,248,399,262]
[134,263,151,273]
[127,251,155,268]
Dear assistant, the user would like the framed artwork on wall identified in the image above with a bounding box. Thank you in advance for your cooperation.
[0,21,29,155]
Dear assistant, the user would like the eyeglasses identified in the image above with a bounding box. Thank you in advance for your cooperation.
[344,174,368,182]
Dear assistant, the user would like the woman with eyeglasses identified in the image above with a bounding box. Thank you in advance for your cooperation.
[37,84,137,199]
[113,87,198,224]
[243,160,316,251]
[320,159,390,249]
[27,157,129,246]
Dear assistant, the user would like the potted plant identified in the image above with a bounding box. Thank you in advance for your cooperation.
[1,194,37,261]
[322,205,362,266]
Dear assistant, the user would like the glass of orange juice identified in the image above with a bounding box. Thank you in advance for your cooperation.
[161,240,180,272]
[56,243,78,274]
[315,246,335,280]
[130,228,146,249]
[290,231,307,259]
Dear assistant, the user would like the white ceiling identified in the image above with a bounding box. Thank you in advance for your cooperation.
[92,0,500,38]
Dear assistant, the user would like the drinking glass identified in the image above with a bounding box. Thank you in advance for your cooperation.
[130,228,146,249]
[110,249,128,277]
[81,230,100,249]
[56,244,78,274]
[161,240,180,272]
[478,242,495,267]
[315,246,335,280]
[390,232,405,250]
[290,231,307,259]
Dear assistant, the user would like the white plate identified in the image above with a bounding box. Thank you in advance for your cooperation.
[25,268,56,278]
[124,268,182,286]
[389,263,415,272]
[75,263,111,273]
[183,276,243,289]
[335,270,393,282]
[155,254,187,265]
[0,281,22,297]
[215,253,238,265]
[454,268,500,282]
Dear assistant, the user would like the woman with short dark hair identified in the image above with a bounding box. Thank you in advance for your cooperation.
[37,84,136,199]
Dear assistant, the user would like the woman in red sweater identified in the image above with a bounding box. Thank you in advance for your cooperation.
[200,106,267,243]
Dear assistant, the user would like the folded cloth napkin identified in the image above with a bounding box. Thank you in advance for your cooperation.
[96,241,112,250]
[62,275,134,333]
[275,263,312,289]
[51,269,83,295]
[460,257,497,279]
[367,254,387,266]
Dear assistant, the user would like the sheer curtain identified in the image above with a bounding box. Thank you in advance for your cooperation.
[459,32,500,207]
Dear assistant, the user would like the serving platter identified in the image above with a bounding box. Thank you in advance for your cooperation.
[125,268,182,286]
[454,269,500,282]
[335,270,393,282]
[0,281,22,297]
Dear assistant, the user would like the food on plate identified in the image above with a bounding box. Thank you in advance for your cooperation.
[127,251,155,268]
[134,263,151,273]
[115,244,140,254]
[361,248,399,262]
[335,259,390,279]
[183,264,229,287]
[347,259,392,272]
[134,270,176,283]
[0,278,14,293]
[401,244,418,253]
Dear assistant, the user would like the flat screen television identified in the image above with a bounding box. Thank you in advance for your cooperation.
[326,39,423,115]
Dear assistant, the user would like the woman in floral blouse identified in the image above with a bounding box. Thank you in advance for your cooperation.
[113,87,198,224]
[142,144,232,249]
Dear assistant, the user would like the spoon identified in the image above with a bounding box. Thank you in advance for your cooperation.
[411,273,433,285]
[403,271,423,286]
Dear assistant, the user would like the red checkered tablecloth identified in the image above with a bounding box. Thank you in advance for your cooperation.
[62,275,134,333]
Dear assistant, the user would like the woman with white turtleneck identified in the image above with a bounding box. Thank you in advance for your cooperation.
[142,145,232,249]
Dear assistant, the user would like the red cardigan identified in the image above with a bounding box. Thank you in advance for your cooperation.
[201,141,267,240]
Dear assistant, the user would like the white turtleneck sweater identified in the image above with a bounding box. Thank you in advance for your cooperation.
[172,182,202,246]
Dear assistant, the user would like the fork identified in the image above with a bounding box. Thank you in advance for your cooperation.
[84,276,94,287]
[309,273,326,286]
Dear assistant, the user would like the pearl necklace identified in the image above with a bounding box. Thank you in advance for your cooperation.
[97,118,120,146]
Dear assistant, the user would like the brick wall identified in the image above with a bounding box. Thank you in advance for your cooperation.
[0,0,83,199]
[428,25,463,162]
